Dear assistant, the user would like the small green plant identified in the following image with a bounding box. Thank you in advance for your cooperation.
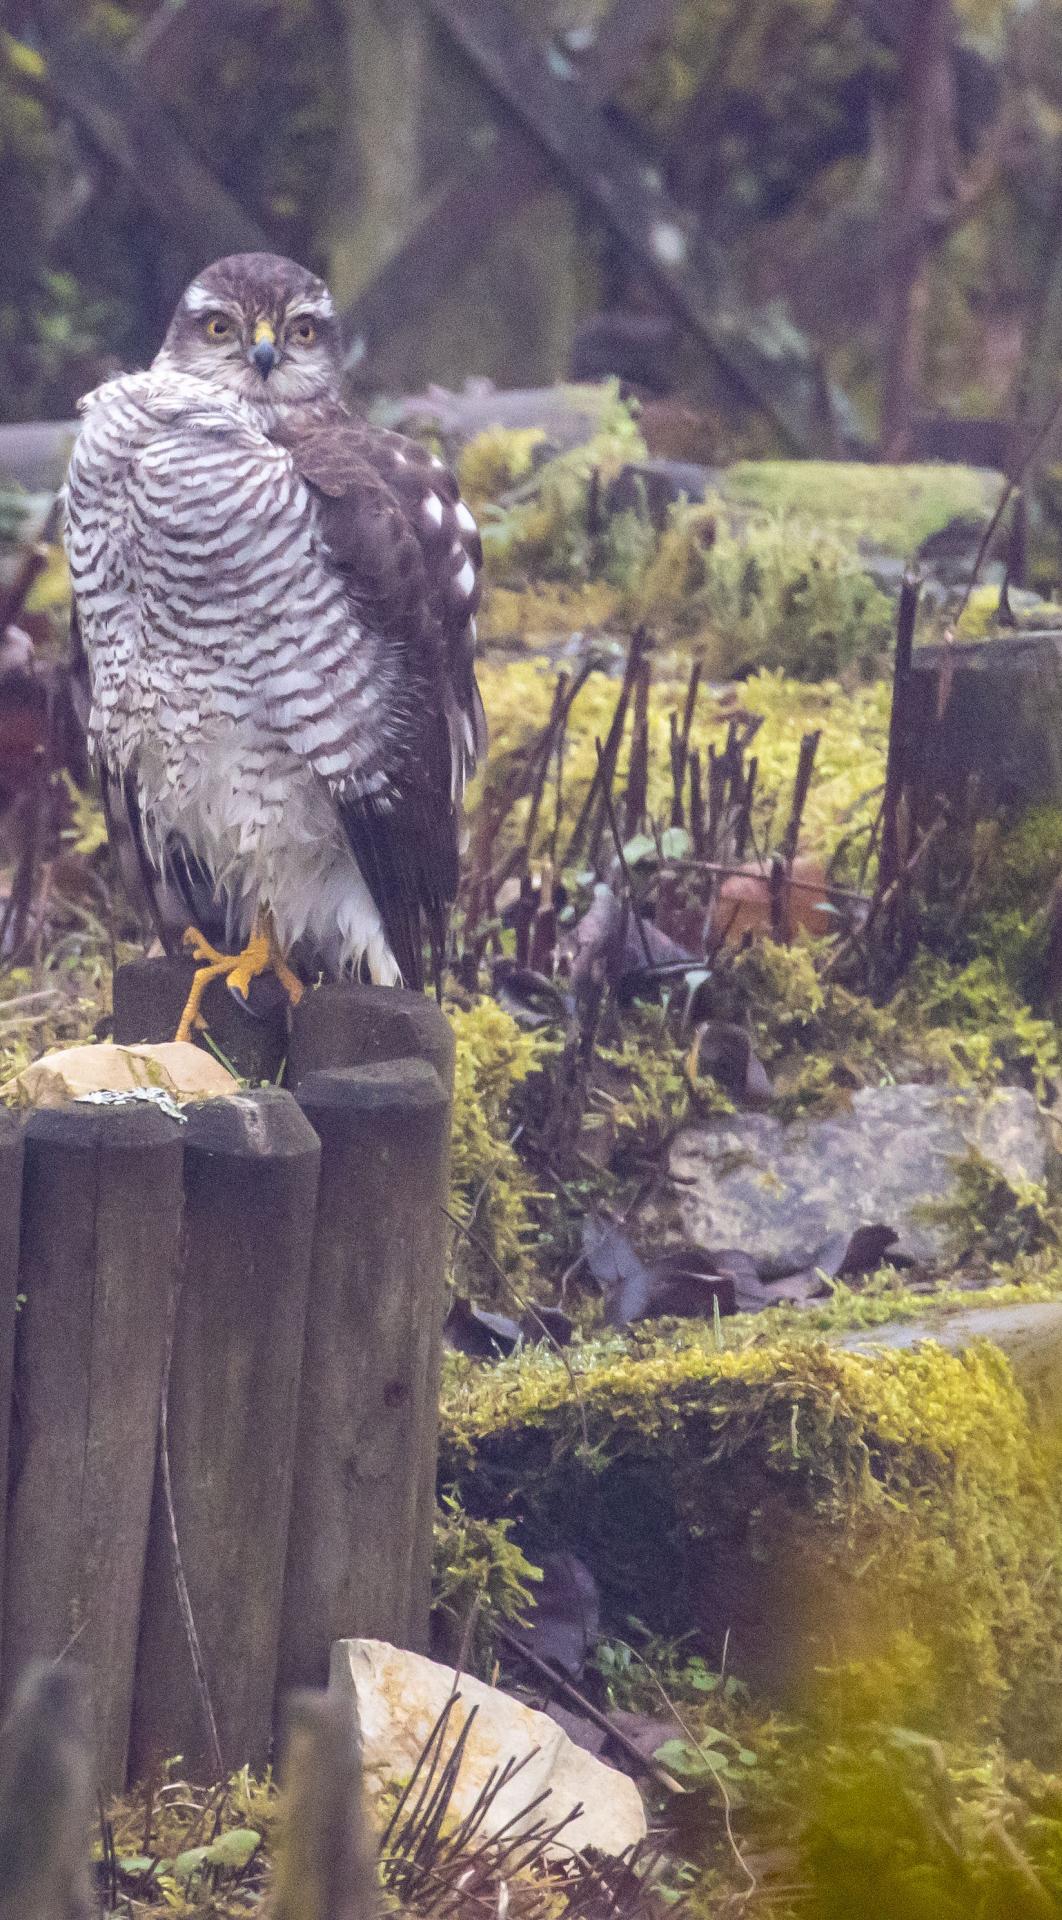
[799,1724,1062,1920]
[432,1493,542,1672]
[917,1149,1061,1266]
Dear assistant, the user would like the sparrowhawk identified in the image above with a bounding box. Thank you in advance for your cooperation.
[64,251,486,1037]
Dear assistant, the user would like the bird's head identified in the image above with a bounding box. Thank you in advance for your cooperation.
[154,253,343,411]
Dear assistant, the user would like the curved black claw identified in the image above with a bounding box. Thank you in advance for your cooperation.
[226,971,289,1020]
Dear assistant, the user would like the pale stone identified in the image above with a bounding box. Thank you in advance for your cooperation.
[1,1041,238,1108]
[330,1638,647,1858]
[658,1084,1053,1268]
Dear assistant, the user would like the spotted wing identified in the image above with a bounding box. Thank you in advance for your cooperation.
[282,416,486,990]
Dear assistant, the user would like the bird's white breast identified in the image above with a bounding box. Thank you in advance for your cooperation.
[64,367,401,981]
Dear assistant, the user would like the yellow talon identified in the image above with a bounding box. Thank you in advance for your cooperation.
[173,911,304,1044]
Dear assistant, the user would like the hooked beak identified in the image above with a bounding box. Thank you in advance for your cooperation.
[250,321,279,378]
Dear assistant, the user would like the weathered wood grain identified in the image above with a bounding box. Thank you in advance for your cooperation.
[128,1090,320,1781]
[2,1103,184,1791]
[278,1060,451,1692]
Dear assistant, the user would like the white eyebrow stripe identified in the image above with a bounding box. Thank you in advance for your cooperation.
[183,285,221,314]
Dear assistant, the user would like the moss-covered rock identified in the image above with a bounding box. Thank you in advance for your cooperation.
[440,1326,1062,1752]
[719,461,1002,559]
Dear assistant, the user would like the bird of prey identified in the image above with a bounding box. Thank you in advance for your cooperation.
[64,251,486,1039]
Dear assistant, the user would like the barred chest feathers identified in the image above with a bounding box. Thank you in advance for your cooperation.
[66,369,407,983]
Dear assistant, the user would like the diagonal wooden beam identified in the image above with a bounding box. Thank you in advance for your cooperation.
[130,0,274,92]
[27,1,270,262]
[341,0,682,372]
[419,0,849,453]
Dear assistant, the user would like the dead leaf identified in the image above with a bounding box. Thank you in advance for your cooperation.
[689,1021,772,1104]
[582,1219,737,1324]
[443,1296,522,1359]
[509,1552,601,1676]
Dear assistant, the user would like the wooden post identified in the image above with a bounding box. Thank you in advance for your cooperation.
[112,955,289,1086]
[286,981,456,1094]
[2,1103,183,1791]
[128,1090,320,1782]
[0,1115,21,1675]
[277,1059,451,1695]
[0,1663,95,1920]
[893,632,1062,830]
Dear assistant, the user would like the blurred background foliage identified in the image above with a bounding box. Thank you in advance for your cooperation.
[5,0,1062,441]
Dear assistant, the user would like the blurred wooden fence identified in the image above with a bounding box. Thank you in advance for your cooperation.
[0,961,453,1792]
[17,0,847,453]
[0,1662,378,1920]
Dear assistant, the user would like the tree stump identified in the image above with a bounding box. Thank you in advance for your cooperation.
[127,1089,321,1782]
[894,631,1062,830]
[277,1059,451,1695]
[2,1104,184,1790]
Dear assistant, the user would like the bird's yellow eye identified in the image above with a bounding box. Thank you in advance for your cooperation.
[290,318,317,345]
[204,314,232,341]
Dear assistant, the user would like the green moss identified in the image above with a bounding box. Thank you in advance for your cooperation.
[720,461,1001,559]
[448,999,543,1294]
[440,1328,1062,1751]
[896,954,1062,1101]
[916,1149,1060,1265]
[431,1493,542,1673]
[456,425,547,511]
[475,384,647,580]
[624,500,894,680]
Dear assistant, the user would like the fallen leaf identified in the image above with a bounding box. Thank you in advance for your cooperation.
[583,1219,737,1325]
[510,1552,601,1676]
[607,1708,684,1768]
[641,1249,736,1320]
[713,855,834,945]
[522,1304,575,1348]
[812,1223,899,1278]
[443,1296,523,1359]
[582,1216,653,1323]
[492,960,570,1029]
[690,1021,772,1104]
[544,1703,609,1756]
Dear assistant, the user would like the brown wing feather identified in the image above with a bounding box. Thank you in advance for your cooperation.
[277,412,485,989]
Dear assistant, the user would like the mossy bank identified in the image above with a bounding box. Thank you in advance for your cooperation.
[440,1315,1062,1757]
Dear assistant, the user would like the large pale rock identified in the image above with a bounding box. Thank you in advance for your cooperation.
[663,1084,1053,1268]
[330,1638,646,1858]
[1,1041,238,1109]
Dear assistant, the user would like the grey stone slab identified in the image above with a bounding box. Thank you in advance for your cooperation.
[666,1084,1052,1268]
